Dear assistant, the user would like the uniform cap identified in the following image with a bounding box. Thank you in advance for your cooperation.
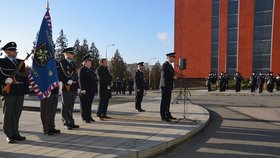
[1,42,17,51]
[166,52,176,57]
[137,62,144,66]
[63,47,75,54]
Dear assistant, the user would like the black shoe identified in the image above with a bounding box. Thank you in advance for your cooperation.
[64,125,72,130]
[14,135,26,141]
[169,116,177,120]
[71,124,80,128]
[85,120,91,123]
[162,118,171,122]
[51,129,61,134]
[6,137,15,143]
[140,109,146,112]
[44,131,54,136]
[102,115,112,119]
[90,118,95,122]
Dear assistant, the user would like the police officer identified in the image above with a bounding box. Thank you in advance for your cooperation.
[127,76,134,95]
[266,71,275,93]
[224,72,230,91]
[135,62,146,112]
[59,47,79,130]
[160,52,177,122]
[0,42,29,143]
[257,72,265,93]
[122,78,127,95]
[116,77,122,95]
[234,72,243,92]
[40,61,61,135]
[219,72,225,92]
[206,72,213,92]
[78,56,97,123]
[96,58,112,121]
[250,72,258,92]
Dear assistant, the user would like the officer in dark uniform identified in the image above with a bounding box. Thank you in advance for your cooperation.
[0,42,29,143]
[266,71,275,93]
[234,72,243,92]
[206,72,213,92]
[250,72,257,92]
[78,56,97,123]
[219,72,225,92]
[135,62,146,112]
[116,77,122,95]
[122,78,127,95]
[59,47,79,130]
[96,58,112,121]
[127,76,134,95]
[40,61,61,135]
[224,72,230,91]
[257,72,265,93]
[160,52,177,122]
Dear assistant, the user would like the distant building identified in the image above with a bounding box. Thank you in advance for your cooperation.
[175,0,280,78]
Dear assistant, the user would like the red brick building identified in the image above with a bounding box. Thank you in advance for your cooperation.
[175,0,280,78]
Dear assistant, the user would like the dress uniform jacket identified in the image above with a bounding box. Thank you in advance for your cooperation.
[59,59,79,92]
[79,66,97,95]
[160,61,175,90]
[0,58,29,96]
[135,70,145,90]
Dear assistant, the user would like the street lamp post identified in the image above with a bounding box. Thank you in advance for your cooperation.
[148,57,156,87]
[105,44,115,59]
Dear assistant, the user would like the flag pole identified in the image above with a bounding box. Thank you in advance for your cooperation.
[45,0,50,135]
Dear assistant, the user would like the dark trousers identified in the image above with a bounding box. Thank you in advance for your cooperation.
[219,83,224,92]
[207,82,211,91]
[116,88,121,94]
[128,87,133,95]
[3,96,24,138]
[61,91,77,126]
[267,84,274,93]
[40,94,58,132]
[259,84,264,93]
[135,89,144,110]
[251,84,256,92]
[160,87,172,119]
[97,98,109,117]
[235,83,241,92]
[79,93,94,121]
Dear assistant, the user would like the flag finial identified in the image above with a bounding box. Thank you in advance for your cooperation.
[46,0,49,10]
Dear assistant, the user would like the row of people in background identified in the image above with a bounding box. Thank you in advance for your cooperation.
[115,77,149,95]
[206,71,280,93]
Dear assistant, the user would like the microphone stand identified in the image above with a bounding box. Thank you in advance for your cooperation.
[172,64,196,123]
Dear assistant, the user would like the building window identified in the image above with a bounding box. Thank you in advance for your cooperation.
[253,0,273,73]
[226,0,238,75]
[211,0,220,72]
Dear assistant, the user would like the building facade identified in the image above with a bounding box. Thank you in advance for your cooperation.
[175,0,280,78]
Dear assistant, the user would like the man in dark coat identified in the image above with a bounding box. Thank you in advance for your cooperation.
[160,52,177,122]
[78,56,97,123]
[116,77,122,95]
[59,47,79,130]
[219,72,225,92]
[250,72,258,92]
[96,58,112,121]
[122,78,127,95]
[134,62,146,112]
[127,76,134,95]
[266,71,276,93]
[234,72,243,92]
[0,42,29,143]
[257,72,265,93]
[40,61,61,135]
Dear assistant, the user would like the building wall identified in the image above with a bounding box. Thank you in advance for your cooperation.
[175,0,280,78]
[238,0,254,77]
[174,0,212,78]
[271,0,280,74]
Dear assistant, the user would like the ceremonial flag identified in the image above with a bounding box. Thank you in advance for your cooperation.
[29,8,59,100]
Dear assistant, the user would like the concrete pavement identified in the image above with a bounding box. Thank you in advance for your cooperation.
[0,93,209,158]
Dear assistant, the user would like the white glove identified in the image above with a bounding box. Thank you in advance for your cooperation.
[24,94,29,99]
[67,80,73,85]
[81,90,86,94]
[5,77,13,84]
